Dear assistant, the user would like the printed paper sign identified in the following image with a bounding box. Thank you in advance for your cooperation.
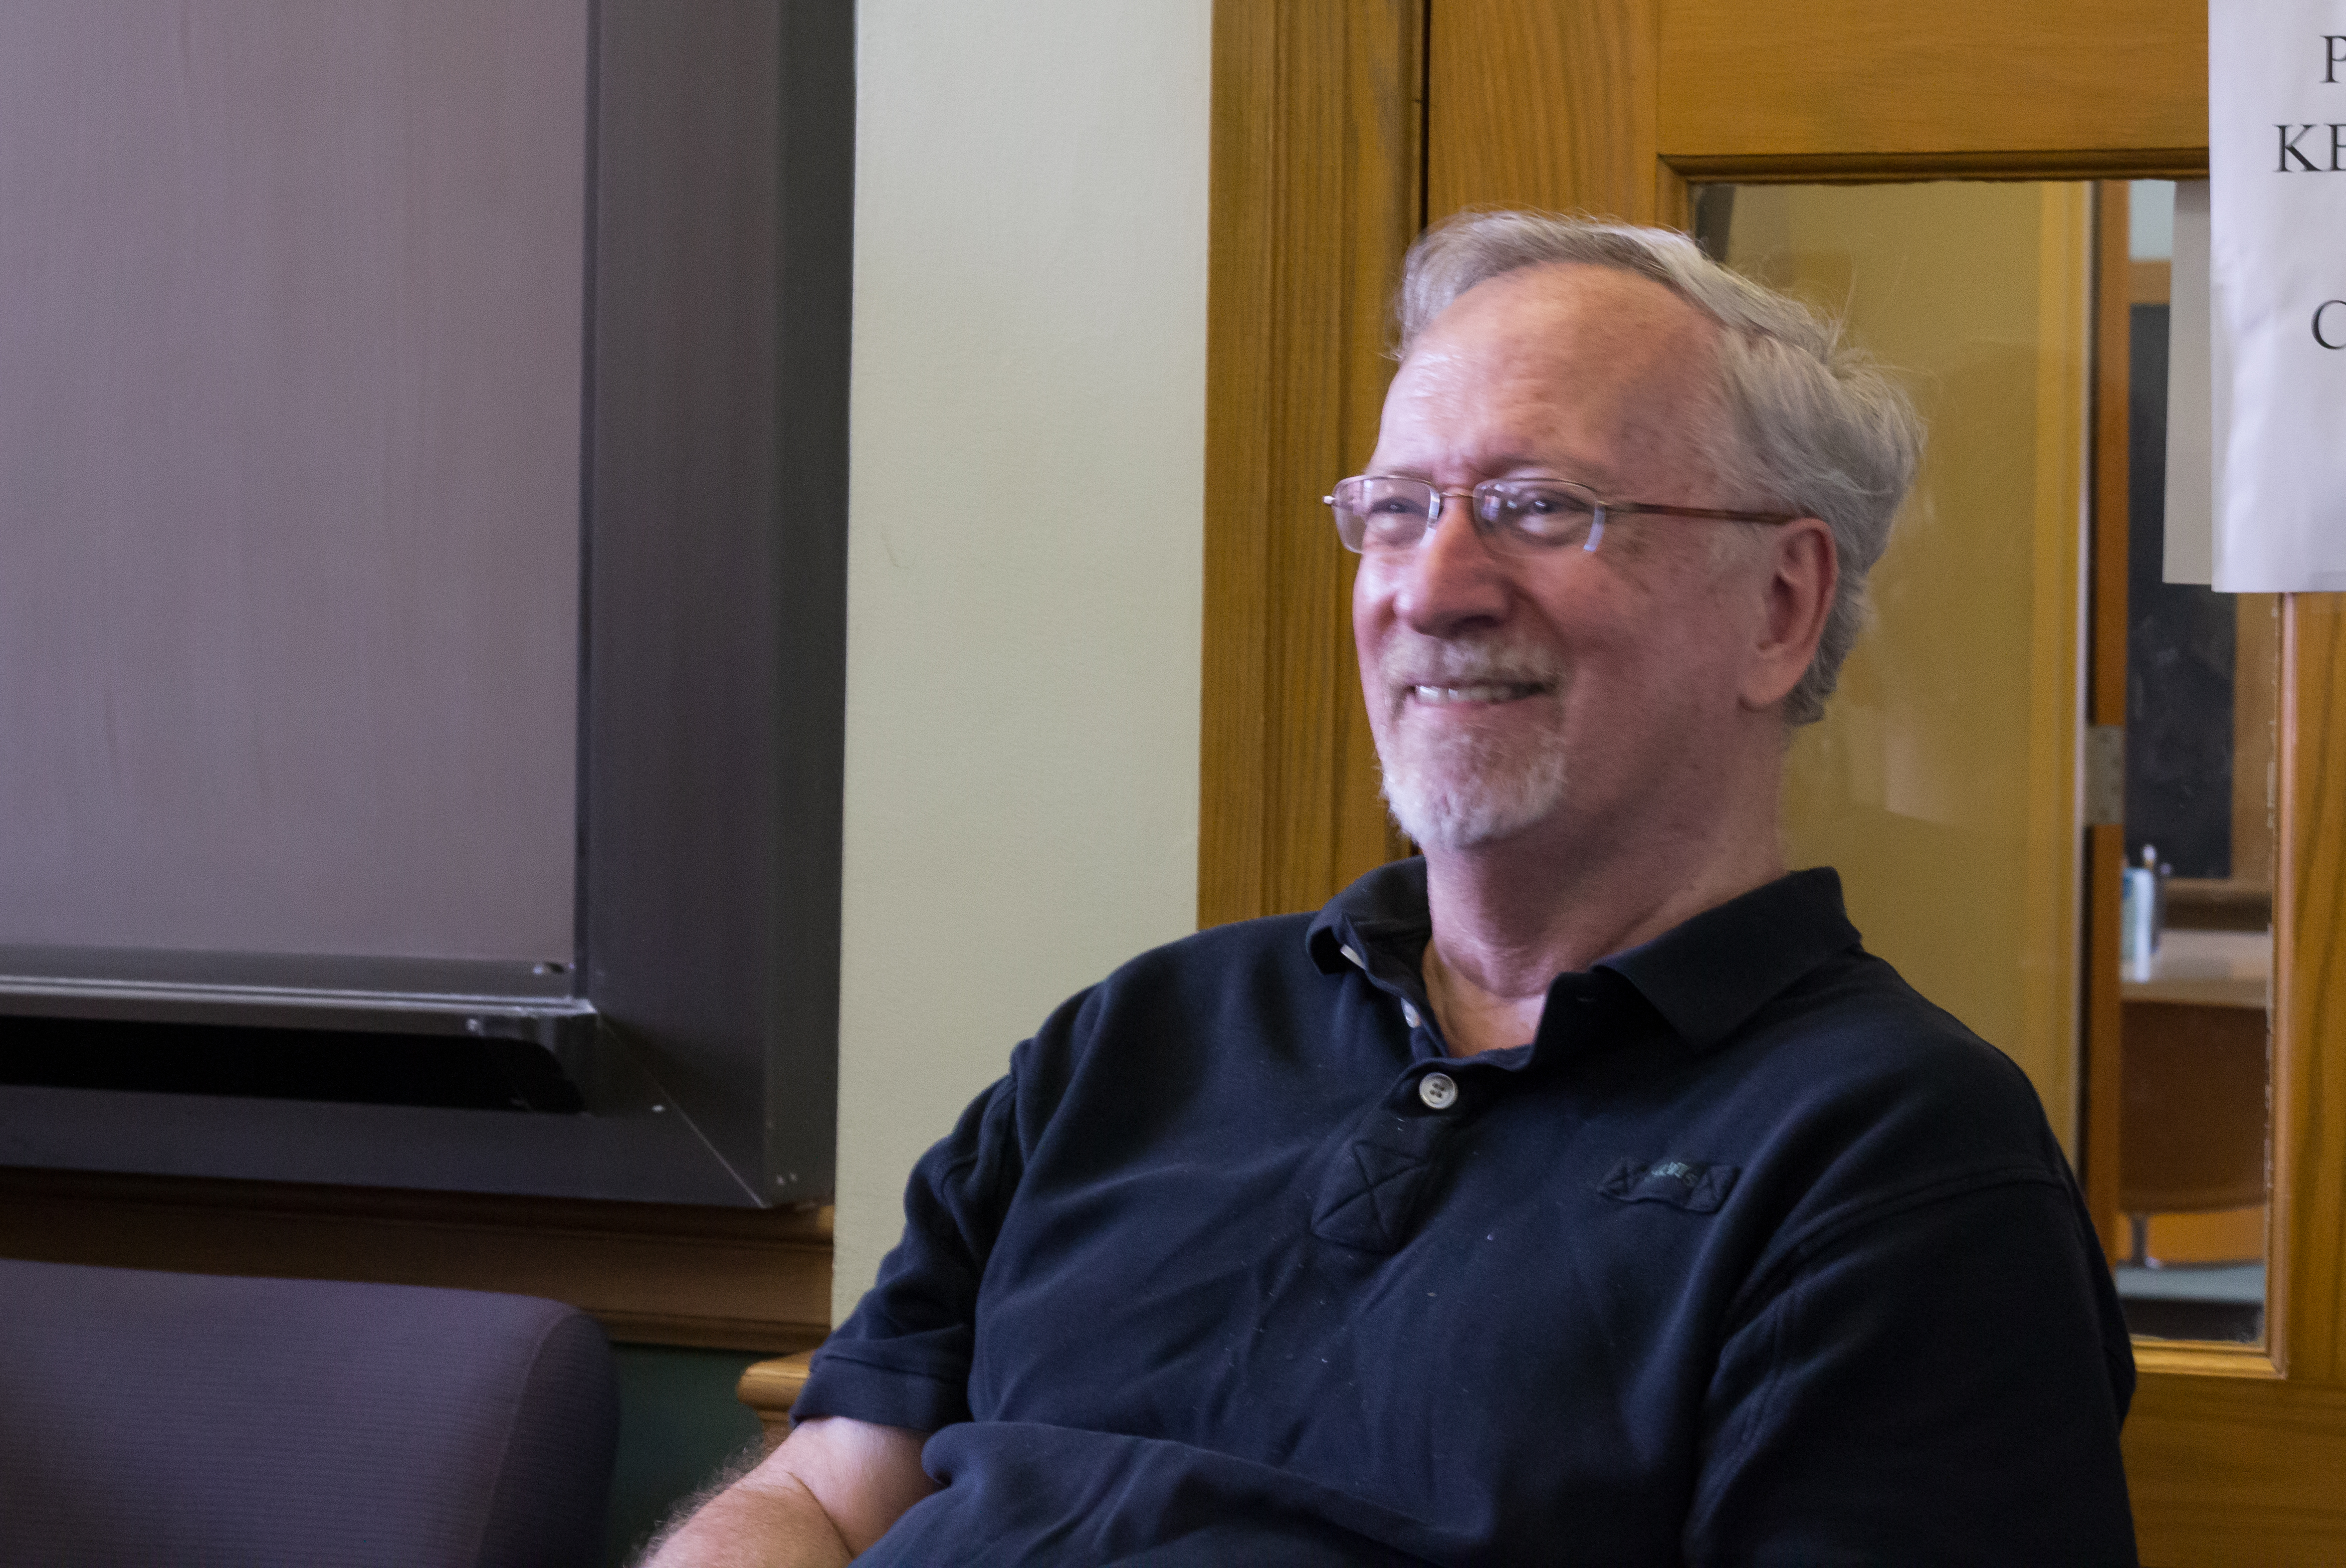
[2208,3,2346,590]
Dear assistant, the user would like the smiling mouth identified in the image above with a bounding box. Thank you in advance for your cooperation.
[1407,681,1552,705]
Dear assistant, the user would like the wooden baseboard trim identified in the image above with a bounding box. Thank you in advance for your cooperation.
[0,1167,832,1354]
[739,1350,817,1454]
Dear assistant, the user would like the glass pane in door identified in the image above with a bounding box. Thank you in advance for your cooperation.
[2107,180,2271,1344]
[1695,179,2274,1346]
[1708,181,2089,1153]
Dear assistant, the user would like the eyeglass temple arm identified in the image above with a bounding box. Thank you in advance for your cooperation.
[1601,501,1803,525]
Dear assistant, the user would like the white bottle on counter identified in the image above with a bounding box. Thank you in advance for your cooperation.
[2121,843,2161,981]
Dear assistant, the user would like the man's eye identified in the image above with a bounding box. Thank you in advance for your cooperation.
[1365,493,1421,515]
[1481,484,1596,543]
[1512,487,1594,517]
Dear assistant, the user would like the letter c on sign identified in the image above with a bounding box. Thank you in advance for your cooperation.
[2317,300,2346,350]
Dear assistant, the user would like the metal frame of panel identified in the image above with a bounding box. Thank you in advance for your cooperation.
[0,0,853,1209]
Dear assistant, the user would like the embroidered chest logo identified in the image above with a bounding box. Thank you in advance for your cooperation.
[1597,1157,1740,1214]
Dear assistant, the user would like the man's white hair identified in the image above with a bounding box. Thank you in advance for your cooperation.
[1397,210,1923,725]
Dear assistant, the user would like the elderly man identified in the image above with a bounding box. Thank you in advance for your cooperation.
[652,213,2137,1565]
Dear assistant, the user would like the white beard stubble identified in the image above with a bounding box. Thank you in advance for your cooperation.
[1372,633,1573,852]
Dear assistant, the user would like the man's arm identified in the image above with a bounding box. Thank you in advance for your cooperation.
[643,1415,939,1568]
[1688,1177,2136,1564]
[655,1037,1050,1564]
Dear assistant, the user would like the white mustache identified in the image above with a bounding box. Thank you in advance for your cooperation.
[1379,636,1565,692]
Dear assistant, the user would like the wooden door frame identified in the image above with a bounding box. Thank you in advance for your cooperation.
[1200,0,2211,927]
[2085,181,2136,1262]
[1198,1,1424,930]
[1204,1,2346,1558]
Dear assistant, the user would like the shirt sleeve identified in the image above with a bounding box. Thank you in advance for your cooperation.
[1685,1174,2139,1567]
[791,1049,1033,1433]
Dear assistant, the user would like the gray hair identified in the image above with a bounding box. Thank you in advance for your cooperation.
[1397,209,1921,726]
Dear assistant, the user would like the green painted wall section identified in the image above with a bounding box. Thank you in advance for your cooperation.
[602,1345,767,1567]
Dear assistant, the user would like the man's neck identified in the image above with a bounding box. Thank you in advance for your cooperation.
[1419,772,1786,1057]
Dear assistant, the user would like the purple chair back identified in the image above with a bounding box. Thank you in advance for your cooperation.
[0,1258,617,1567]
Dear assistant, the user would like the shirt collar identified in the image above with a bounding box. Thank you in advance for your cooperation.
[1307,857,1431,970]
[1596,868,1860,1052]
[1308,859,1860,1055]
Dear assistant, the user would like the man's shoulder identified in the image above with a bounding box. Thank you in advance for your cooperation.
[1759,949,2046,1116]
[1088,910,1330,1001]
[1014,911,1335,1077]
[1613,871,2058,1167]
[1708,949,2080,1245]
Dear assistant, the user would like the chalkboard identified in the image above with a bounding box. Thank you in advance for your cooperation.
[2125,302,2237,880]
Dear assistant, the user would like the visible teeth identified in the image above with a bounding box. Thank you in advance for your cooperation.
[1410,683,1541,703]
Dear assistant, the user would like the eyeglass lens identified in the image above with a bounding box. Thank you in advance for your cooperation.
[1328,476,1600,554]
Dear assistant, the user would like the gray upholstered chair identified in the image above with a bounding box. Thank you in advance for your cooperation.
[0,1258,617,1567]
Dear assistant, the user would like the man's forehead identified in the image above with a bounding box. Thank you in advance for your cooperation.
[1377,264,1719,480]
[1420,266,1708,388]
[1445,261,1707,340]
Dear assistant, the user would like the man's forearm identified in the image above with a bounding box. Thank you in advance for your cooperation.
[641,1471,854,1568]
[642,1415,938,1568]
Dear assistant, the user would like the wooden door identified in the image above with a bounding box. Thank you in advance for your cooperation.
[1204,1,2346,1558]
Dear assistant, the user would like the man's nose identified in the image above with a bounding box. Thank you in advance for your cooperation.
[1394,492,1512,635]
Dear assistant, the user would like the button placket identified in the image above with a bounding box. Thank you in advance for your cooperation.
[1313,1076,1465,1252]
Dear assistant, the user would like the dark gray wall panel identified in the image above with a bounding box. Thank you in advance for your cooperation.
[0,0,585,964]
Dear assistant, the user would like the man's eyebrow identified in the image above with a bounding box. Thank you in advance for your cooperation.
[1371,456,1615,485]
[1493,450,1626,483]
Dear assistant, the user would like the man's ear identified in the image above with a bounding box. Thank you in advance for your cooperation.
[1738,517,1837,712]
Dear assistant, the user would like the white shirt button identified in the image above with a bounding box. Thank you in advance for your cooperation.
[1400,1001,1422,1029]
[1418,1071,1458,1110]
[1340,945,1365,969]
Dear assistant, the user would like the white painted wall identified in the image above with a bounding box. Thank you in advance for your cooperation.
[834,0,1212,1318]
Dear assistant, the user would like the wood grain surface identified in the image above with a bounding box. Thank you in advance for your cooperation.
[2082,182,2132,1257]
[2277,595,2346,1386]
[2119,999,2270,1214]
[1199,0,1421,927]
[2237,595,2281,890]
[738,1350,817,1454]
[2121,596,2346,1561]
[1659,0,2206,169]
[2125,1370,2346,1561]
[0,1168,832,1353]
[1428,0,1660,222]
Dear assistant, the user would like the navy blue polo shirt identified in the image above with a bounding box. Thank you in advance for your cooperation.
[800,862,2137,1565]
